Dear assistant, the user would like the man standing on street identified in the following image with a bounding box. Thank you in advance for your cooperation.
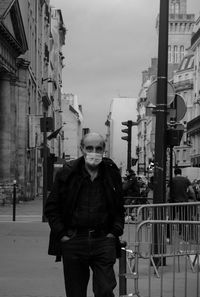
[45,132,125,297]
[167,167,196,239]
[169,167,195,204]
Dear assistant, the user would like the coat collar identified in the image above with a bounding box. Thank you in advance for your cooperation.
[59,156,119,184]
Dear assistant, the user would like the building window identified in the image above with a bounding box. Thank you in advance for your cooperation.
[180,46,184,61]
[183,149,186,161]
[187,56,194,69]
[174,46,178,63]
[175,3,179,14]
[176,150,180,162]
[180,57,187,70]
[171,3,175,14]
[168,46,172,63]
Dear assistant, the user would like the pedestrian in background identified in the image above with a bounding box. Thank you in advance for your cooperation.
[169,167,195,204]
[45,132,125,297]
[122,170,140,201]
[122,170,141,220]
[167,167,196,239]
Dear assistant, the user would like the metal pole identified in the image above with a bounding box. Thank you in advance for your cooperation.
[144,122,147,175]
[119,242,127,296]
[42,112,48,222]
[127,121,132,171]
[153,0,169,267]
[12,180,17,221]
[153,0,169,204]
[169,145,173,192]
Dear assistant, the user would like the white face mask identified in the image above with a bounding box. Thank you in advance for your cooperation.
[85,152,103,167]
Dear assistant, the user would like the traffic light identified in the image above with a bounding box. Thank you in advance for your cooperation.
[121,121,132,141]
[121,120,137,171]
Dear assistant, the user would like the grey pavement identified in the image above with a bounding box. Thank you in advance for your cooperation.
[0,198,199,297]
[0,196,43,222]
[0,198,119,297]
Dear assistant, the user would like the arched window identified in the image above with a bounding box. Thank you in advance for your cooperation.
[180,46,184,61]
[168,46,172,63]
[174,46,178,63]
[175,3,179,14]
[171,3,175,14]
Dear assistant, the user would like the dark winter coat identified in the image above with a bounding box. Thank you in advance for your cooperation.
[44,156,125,260]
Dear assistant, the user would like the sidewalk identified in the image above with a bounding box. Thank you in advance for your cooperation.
[0,196,43,222]
[0,198,199,297]
[0,198,119,297]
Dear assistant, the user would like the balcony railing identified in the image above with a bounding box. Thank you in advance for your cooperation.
[173,78,193,91]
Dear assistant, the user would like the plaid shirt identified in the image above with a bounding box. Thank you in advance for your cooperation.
[70,166,109,229]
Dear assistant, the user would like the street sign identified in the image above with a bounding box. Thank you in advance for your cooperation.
[166,123,184,147]
[147,93,186,123]
[40,117,54,132]
[147,80,175,106]
[167,94,187,122]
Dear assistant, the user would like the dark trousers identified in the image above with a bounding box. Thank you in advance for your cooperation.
[61,234,117,297]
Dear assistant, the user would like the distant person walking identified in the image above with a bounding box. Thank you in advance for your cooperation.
[169,167,195,204]
[167,168,196,239]
[122,170,140,201]
[45,132,124,297]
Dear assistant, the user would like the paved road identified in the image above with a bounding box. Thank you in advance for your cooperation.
[0,221,121,297]
[0,198,199,297]
[0,198,120,297]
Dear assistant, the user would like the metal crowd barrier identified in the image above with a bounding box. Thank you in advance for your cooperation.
[119,202,200,297]
[137,201,200,223]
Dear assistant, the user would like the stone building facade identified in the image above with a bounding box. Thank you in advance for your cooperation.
[187,15,200,167]
[172,53,194,167]
[137,0,195,176]
[0,0,28,203]
[105,97,138,176]
[0,0,66,203]
[61,93,83,161]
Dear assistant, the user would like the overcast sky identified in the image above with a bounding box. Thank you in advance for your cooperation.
[50,0,199,136]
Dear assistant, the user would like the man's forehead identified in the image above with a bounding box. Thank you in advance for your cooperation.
[83,134,104,147]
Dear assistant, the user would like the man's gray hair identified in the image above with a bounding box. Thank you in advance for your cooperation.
[80,132,106,149]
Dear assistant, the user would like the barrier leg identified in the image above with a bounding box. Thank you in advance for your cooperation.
[119,243,127,296]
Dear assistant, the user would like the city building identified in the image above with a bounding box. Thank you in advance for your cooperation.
[157,0,195,68]
[137,0,195,175]
[172,53,194,167]
[187,15,200,167]
[61,93,83,160]
[0,0,66,203]
[105,97,138,176]
[0,0,28,203]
